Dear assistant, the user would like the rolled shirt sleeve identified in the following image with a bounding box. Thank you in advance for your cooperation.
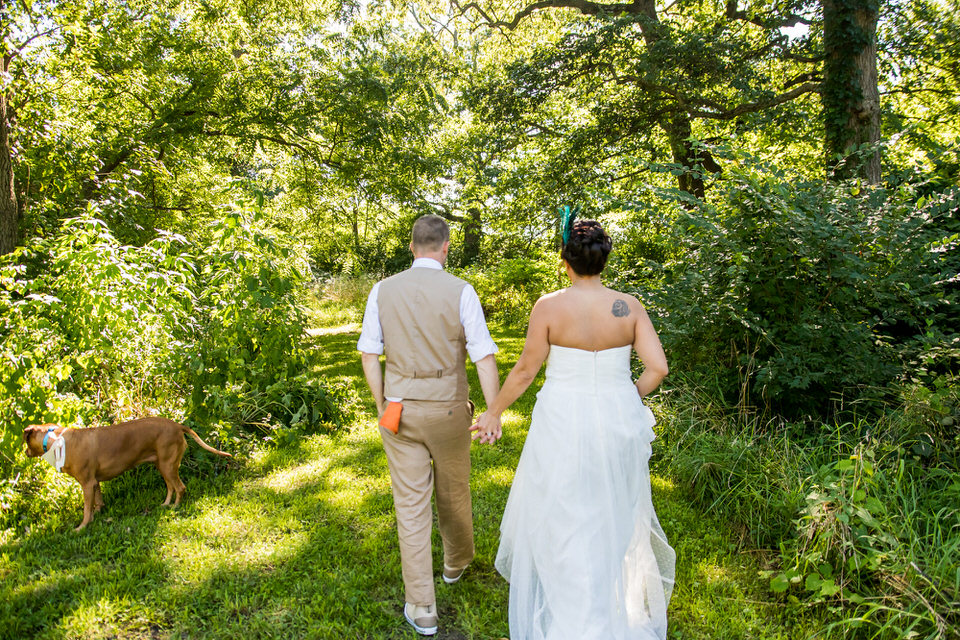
[356,282,384,355]
[460,284,498,363]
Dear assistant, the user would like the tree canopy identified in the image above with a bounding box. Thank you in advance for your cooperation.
[0,0,957,410]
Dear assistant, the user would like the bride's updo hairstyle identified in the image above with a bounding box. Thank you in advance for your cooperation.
[561,219,612,276]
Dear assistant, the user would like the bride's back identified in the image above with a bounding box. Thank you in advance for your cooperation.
[540,284,643,352]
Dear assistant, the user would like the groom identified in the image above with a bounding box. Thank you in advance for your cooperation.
[358,214,500,636]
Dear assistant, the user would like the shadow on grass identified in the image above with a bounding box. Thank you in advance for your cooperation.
[0,423,502,640]
[0,445,245,639]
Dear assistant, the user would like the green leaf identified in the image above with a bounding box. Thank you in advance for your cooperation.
[819,580,841,597]
[770,573,791,593]
[837,459,855,472]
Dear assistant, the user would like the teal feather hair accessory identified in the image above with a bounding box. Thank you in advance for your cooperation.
[560,205,580,245]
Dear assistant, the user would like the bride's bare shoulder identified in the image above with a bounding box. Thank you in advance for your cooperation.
[535,288,568,305]
[604,289,646,316]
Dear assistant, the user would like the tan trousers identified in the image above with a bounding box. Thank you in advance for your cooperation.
[379,399,475,606]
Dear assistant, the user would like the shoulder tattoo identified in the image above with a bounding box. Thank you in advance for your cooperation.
[611,299,630,317]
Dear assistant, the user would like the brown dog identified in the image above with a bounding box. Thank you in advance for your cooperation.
[23,417,231,530]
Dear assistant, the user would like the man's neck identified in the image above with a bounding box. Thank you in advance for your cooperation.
[412,252,446,267]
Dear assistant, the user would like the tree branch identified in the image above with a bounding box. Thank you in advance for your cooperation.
[454,0,654,30]
[687,82,821,120]
[784,71,821,89]
[10,26,60,58]
[724,0,814,29]
[203,130,326,163]
[521,118,566,137]
[599,62,820,120]
[783,51,825,63]
[421,198,467,224]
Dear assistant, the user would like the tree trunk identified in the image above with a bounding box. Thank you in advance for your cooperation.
[460,205,481,267]
[664,119,707,200]
[634,0,707,199]
[0,53,18,255]
[823,0,881,183]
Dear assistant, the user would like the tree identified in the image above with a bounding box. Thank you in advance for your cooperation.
[0,0,65,254]
[452,0,888,190]
[0,31,15,255]
[823,0,880,182]
[4,0,449,253]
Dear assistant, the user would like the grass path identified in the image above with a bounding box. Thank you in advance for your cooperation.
[0,326,814,639]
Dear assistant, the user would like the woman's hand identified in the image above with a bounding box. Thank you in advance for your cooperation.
[470,411,503,444]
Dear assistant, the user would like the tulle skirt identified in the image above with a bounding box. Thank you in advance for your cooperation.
[495,346,675,640]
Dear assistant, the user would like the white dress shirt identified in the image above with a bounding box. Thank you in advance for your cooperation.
[357,258,499,364]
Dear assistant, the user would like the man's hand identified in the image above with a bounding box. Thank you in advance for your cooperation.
[470,411,502,444]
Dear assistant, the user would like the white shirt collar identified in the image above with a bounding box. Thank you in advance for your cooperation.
[412,257,444,270]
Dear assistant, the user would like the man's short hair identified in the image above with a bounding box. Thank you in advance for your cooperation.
[411,215,449,251]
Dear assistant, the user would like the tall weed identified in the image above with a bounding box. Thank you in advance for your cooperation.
[306,273,377,327]
[0,212,194,458]
[653,375,810,547]
[655,376,960,639]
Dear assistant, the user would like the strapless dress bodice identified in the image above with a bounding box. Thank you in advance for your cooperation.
[543,344,634,391]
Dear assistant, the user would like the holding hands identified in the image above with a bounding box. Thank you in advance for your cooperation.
[470,411,503,444]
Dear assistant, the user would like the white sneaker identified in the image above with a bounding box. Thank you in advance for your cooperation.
[403,603,438,636]
[442,563,468,584]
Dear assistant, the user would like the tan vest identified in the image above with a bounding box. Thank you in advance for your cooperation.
[378,267,470,402]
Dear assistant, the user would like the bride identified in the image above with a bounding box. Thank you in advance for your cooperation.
[472,219,675,640]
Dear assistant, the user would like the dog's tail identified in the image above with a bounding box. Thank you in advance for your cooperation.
[182,427,233,458]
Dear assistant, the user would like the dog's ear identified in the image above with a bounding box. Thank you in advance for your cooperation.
[22,426,41,456]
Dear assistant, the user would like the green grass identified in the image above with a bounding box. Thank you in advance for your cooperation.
[0,324,822,639]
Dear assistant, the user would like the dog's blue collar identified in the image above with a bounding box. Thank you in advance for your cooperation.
[42,427,57,453]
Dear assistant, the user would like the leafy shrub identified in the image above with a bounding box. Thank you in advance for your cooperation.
[457,256,559,327]
[177,207,361,438]
[0,207,359,530]
[772,442,960,640]
[0,212,195,460]
[644,163,959,416]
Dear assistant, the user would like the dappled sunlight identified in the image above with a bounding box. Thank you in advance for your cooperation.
[693,558,733,585]
[475,466,515,487]
[59,599,155,639]
[256,458,332,493]
[305,323,360,336]
[159,507,311,582]
[651,475,677,492]
[501,410,528,430]
[321,466,391,511]
[0,326,824,639]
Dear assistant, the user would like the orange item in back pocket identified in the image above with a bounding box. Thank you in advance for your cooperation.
[379,401,402,434]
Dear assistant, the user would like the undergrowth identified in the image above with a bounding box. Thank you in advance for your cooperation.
[654,373,960,639]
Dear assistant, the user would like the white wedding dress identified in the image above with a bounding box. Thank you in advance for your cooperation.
[495,345,675,640]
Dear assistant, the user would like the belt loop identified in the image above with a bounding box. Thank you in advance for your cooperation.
[435,369,442,378]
